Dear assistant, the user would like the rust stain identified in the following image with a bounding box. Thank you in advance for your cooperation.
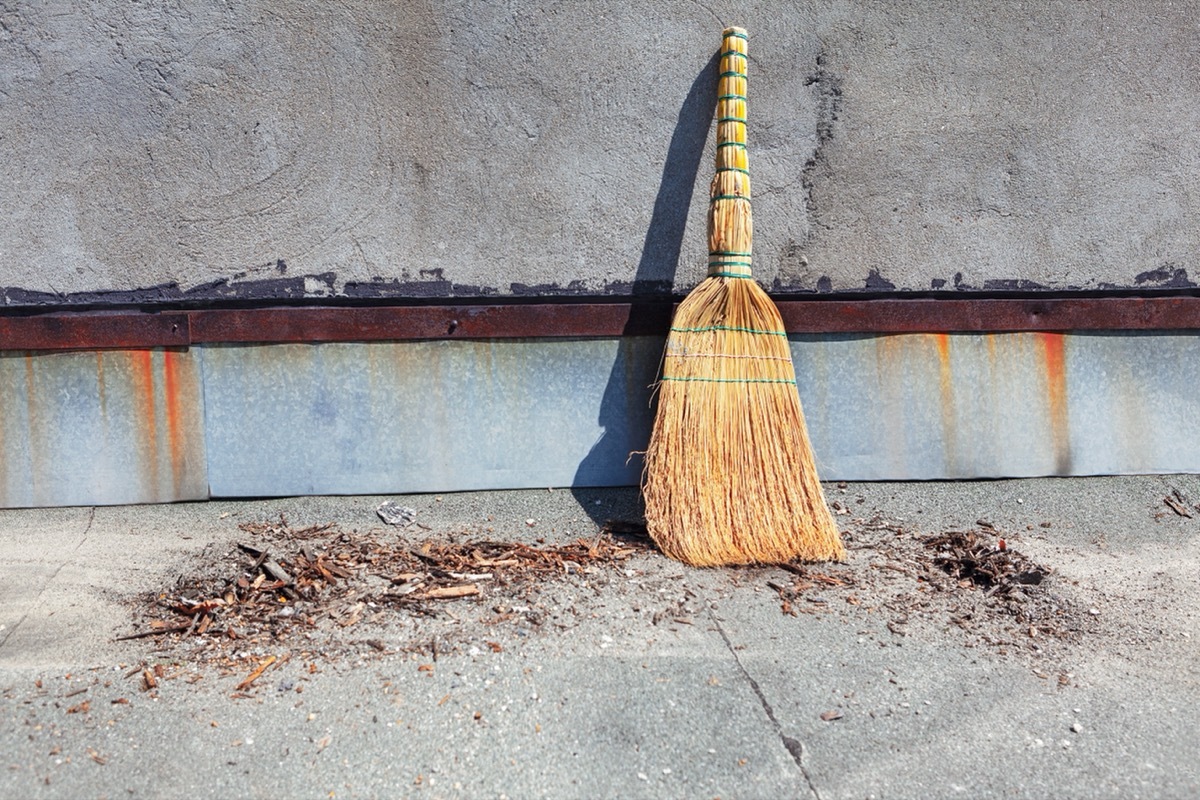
[872,335,911,474]
[932,333,958,474]
[1037,332,1072,473]
[873,334,906,381]
[95,352,107,421]
[162,349,186,495]
[934,331,951,364]
[132,349,160,497]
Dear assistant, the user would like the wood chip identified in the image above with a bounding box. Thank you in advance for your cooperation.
[450,572,494,581]
[414,584,480,600]
[1164,494,1192,518]
[234,655,277,692]
[339,602,365,628]
[114,623,191,642]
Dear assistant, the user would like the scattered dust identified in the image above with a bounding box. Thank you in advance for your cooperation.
[118,511,1104,680]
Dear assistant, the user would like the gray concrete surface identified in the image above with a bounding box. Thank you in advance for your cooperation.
[1,476,1197,798]
[3,2,1198,305]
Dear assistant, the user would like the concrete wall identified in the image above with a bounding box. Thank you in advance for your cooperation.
[3,1,1198,306]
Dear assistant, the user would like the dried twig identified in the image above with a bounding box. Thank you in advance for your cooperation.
[235,655,277,692]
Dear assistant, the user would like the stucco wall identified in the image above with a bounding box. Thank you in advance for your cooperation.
[2,1,1197,306]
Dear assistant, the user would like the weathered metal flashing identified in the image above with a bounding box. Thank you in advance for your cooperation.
[0,312,190,352]
[4,328,1200,507]
[0,348,208,507]
[5,295,1200,351]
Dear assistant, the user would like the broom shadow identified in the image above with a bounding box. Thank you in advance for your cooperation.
[571,53,719,530]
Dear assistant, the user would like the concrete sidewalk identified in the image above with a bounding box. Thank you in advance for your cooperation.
[1,476,1198,799]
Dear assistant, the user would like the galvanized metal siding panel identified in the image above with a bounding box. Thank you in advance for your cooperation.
[0,349,208,507]
[199,339,661,496]
[8,331,1199,506]
[794,331,1200,480]
[204,331,1200,498]
[1063,332,1200,475]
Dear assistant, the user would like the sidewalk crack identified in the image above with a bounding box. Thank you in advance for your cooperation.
[710,609,821,800]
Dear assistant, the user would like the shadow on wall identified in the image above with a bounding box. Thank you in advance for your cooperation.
[571,52,719,526]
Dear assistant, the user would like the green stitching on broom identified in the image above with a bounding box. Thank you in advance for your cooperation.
[670,324,787,337]
[660,376,797,385]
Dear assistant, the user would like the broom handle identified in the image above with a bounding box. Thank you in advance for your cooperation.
[709,26,753,280]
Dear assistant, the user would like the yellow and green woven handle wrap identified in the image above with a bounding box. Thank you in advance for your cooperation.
[708,27,753,280]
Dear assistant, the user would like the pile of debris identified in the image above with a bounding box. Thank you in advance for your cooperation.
[766,563,857,616]
[923,528,1049,597]
[762,516,1093,656]
[121,516,649,662]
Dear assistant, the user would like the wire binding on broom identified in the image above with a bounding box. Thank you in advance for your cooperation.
[642,26,845,567]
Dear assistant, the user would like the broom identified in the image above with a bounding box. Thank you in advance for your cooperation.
[642,26,845,566]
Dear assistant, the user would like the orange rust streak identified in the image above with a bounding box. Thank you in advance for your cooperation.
[1037,332,1071,470]
[162,350,185,494]
[932,333,957,471]
[1039,332,1067,416]
[934,332,951,365]
[133,350,159,496]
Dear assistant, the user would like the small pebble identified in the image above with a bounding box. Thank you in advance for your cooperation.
[1071,722,1082,733]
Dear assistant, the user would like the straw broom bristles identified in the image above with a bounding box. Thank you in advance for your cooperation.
[643,26,845,566]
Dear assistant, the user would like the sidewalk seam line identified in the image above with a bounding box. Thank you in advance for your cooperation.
[0,507,96,655]
[709,608,822,800]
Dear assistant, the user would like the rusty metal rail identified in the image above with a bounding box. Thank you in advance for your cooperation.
[4,296,1200,351]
